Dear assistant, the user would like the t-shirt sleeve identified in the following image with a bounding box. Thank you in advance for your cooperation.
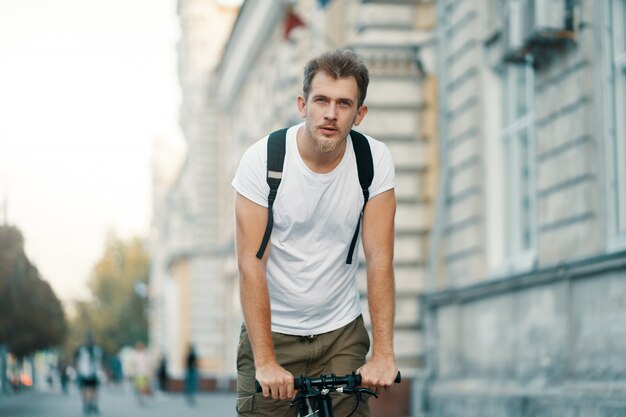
[231,137,270,208]
[368,140,396,200]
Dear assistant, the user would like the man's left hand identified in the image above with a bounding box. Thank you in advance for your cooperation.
[356,355,398,392]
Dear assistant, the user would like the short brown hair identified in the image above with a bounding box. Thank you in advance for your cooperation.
[302,49,370,107]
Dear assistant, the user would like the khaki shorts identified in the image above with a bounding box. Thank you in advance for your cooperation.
[236,315,371,417]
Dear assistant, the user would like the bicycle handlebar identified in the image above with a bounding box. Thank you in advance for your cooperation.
[255,371,401,393]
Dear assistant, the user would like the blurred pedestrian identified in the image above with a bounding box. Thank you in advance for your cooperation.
[184,344,198,405]
[46,363,55,390]
[57,357,70,394]
[130,342,152,406]
[74,331,103,415]
[107,355,124,392]
[156,354,168,392]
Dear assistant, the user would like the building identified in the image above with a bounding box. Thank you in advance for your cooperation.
[148,0,239,378]
[152,1,626,413]
[416,0,626,416]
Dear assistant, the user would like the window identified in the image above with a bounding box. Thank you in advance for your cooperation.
[501,61,537,267]
[605,0,626,249]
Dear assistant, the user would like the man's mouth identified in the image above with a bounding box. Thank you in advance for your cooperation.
[319,125,338,135]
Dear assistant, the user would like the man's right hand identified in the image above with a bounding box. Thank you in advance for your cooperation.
[256,361,295,400]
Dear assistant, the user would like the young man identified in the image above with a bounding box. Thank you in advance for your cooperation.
[232,49,397,417]
[74,332,103,415]
[184,344,199,405]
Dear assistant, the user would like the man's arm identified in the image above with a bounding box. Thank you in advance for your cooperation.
[357,188,398,389]
[235,192,294,400]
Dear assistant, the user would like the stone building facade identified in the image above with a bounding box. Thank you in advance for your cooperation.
[416,0,626,416]
[151,2,626,413]
[148,0,239,377]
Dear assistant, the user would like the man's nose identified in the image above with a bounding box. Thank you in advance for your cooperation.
[324,103,338,120]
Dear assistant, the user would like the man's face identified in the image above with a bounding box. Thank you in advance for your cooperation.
[298,71,368,153]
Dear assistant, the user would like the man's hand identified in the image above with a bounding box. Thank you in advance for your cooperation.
[357,355,398,392]
[256,361,295,400]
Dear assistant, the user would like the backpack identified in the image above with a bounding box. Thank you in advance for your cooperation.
[255,128,374,264]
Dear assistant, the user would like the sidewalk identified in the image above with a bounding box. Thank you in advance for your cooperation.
[0,385,237,417]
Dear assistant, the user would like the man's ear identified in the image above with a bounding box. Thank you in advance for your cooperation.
[352,104,369,126]
[297,95,306,118]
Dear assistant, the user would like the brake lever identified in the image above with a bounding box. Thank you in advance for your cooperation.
[290,388,329,407]
[290,392,305,408]
[337,386,379,398]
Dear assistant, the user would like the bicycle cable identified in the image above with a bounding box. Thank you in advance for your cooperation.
[345,392,360,417]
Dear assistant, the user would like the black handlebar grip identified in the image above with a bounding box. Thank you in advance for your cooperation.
[355,371,402,386]
[356,371,401,385]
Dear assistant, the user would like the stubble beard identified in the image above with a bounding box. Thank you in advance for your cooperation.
[310,119,353,154]
[311,133,344,153]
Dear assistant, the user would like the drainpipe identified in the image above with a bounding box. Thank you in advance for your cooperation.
[417,1,451,416]
[426,0,450,293]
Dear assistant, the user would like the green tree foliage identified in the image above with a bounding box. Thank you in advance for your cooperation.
[0,225,67,358]
[66,236,150,357]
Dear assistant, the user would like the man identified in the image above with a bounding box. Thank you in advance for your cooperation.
[232,49,397,417]
[74,332,103,415]
[130,341,152,406]
[184,344,198,405]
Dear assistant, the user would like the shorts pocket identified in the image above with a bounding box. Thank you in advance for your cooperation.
[237,325,254,371]
[236,394,254,414]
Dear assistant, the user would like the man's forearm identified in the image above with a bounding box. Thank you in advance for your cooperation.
[367,262,396,358]
[361,190,397,364]
[239,265,277,366]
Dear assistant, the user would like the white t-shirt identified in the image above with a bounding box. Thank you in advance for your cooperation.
[75,344,103,379]
[232,123,395,335]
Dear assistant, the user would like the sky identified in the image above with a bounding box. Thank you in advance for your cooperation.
[0,0,186,302]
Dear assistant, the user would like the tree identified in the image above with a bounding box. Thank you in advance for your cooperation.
[66,236,150,357]
[0,225,67,358]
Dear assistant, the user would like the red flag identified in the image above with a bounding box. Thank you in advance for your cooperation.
[284,8,306,40]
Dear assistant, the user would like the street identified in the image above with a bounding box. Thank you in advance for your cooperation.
[0,386,237,417]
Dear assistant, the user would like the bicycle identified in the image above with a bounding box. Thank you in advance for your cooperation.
[256,371,401,417]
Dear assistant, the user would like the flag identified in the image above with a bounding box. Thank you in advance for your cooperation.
[284,8,306,40]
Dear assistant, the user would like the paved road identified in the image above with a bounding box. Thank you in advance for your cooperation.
[0,386,237,417]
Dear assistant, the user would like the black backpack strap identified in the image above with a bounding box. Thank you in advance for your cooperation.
[346,130,374,264]
[256,128,288,259]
